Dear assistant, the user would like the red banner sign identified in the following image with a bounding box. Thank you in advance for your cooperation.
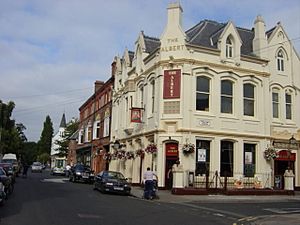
[166,143,179,157]
[163,69,181,99]
[131,108,142,123]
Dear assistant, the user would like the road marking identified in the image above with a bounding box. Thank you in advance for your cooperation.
[213,213,225,217]
[40,178,68,183]
[263,208,300,214]
[78,214,102,219]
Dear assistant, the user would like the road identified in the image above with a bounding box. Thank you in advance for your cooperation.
[1,170,300,225]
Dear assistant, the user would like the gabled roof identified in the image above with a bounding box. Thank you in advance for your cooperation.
[186,20,255,56]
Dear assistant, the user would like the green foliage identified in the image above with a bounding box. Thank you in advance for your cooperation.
[0,100,27,157]
[21,142,38,165]
[55,118,79,157]
[38,115,54,155]
[37,152,50,164]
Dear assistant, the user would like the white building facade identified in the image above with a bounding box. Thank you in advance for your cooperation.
[110,3,300,190]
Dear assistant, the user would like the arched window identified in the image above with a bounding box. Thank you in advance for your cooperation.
[277,50,285,72]
[150,79,155,113]
[226,37,233,58]
[221,80,233,114]
[243,83,255,116]
[196,76,210,111]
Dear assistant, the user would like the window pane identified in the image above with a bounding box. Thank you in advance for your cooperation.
[272,92,279,102]
[197,77,210,92]
[244,144,256,177]
[273,103,279,118]
[243,84,254,98]
[221,96,232,113]
[221,80,232,95]
[244,99,254,116]
[285,94,291,103]
[286,105,292,119]
[196,93,209,111]
[195,140,210,176]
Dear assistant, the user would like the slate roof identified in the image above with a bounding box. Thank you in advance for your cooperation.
[139,19,271,58]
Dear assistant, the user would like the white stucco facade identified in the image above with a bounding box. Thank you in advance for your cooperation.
[110,3,300,190]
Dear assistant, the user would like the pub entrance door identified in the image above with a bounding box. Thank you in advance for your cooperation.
[274,150,295,189]
[165,142,179,190]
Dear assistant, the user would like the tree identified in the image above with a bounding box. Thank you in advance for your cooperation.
[55,118,79,157]
[21,142,39,165]
[0,100,27,157]
[38,115,54,155]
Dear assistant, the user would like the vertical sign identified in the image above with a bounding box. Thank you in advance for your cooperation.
[197,148,206,162]
[163,69,181,99]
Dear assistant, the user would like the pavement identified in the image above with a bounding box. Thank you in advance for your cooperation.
[130,186,300,225]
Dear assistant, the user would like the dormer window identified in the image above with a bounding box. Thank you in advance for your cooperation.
[277,50,285,72]
[226,37,233,58]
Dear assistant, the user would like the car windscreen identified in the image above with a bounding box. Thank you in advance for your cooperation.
[2,159,17,164]
[103,172,125,180]
[75,165,90,171]
[33,162,41,166]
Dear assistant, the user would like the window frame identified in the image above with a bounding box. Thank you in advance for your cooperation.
[221,79,233,114]
[196,76,210,112]
[226,37,233,58]
[220,140,234,177]
[244,143,256,177]
[285,92,292,120]
[243,83,255,117]
[277,50,285,72]
[272,89,280,119]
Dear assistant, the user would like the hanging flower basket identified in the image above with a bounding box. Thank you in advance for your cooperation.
[135,149,145,158]
[145,143,158,154]
[182,143,195,155]
[125,151,135,160]
[263,146,278,161]
[103,152,112,162]
[117,150,126,160]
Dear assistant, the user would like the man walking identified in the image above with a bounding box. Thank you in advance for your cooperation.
[143,167,158,199]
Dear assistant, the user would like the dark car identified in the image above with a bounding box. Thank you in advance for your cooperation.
[69,164,94,183]
[94,171,131,195]
[0,163,16,184]
[0,167,13,196]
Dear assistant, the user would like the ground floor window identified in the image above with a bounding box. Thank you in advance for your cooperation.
[244,143,256,177]
[220,141,234,177]
[195,140,210,175]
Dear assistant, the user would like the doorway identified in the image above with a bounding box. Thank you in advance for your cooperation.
[274,150,295,189]
[165,142,178,189]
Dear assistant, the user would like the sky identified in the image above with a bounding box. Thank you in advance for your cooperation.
[1,0,300,142]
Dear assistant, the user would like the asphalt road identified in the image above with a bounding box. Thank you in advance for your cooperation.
[1,170,300,225]
[0,170,235,225]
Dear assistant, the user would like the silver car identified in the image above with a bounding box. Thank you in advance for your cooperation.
[31,162,43,173]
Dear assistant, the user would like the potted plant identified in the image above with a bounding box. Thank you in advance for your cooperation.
[125,151,135,160]
[182,143,195,155]
[135,149,145,158]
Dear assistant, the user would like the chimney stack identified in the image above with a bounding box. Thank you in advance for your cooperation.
[94,80,104,93]
[253,15,267,58]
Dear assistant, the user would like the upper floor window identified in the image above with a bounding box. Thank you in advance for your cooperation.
[277,50,285,72]
[272,90,280,118]
[285,92,292,120]
[196,76,210,111]
[140,86,144,108]
[226,37,233,58]
[243,83,255,116]
[93,121,100,139]
[151,79,155,113]
[221,80,233,114]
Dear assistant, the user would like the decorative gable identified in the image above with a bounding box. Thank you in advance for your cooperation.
[218,21,242,63]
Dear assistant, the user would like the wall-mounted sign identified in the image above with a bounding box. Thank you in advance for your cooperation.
[166,143,178,157]
[131,108,142,123]
[163,69,181,99]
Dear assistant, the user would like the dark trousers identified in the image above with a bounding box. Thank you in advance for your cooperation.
[144,180,154,199]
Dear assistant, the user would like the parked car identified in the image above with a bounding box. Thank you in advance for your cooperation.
[69,164,94,183]
[0,163,16,184]
[94,171,131,195]
[51,167,66,176]
[31,162,43,173]
[0,167,13,196]
[1,153,20,175]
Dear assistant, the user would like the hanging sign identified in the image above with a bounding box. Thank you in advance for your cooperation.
[131,108,142,123]
[163,69,181,99]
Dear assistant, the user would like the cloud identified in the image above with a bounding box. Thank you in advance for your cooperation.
[0,0,299,141]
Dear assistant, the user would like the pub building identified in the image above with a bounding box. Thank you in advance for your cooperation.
[109,3,300,191]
